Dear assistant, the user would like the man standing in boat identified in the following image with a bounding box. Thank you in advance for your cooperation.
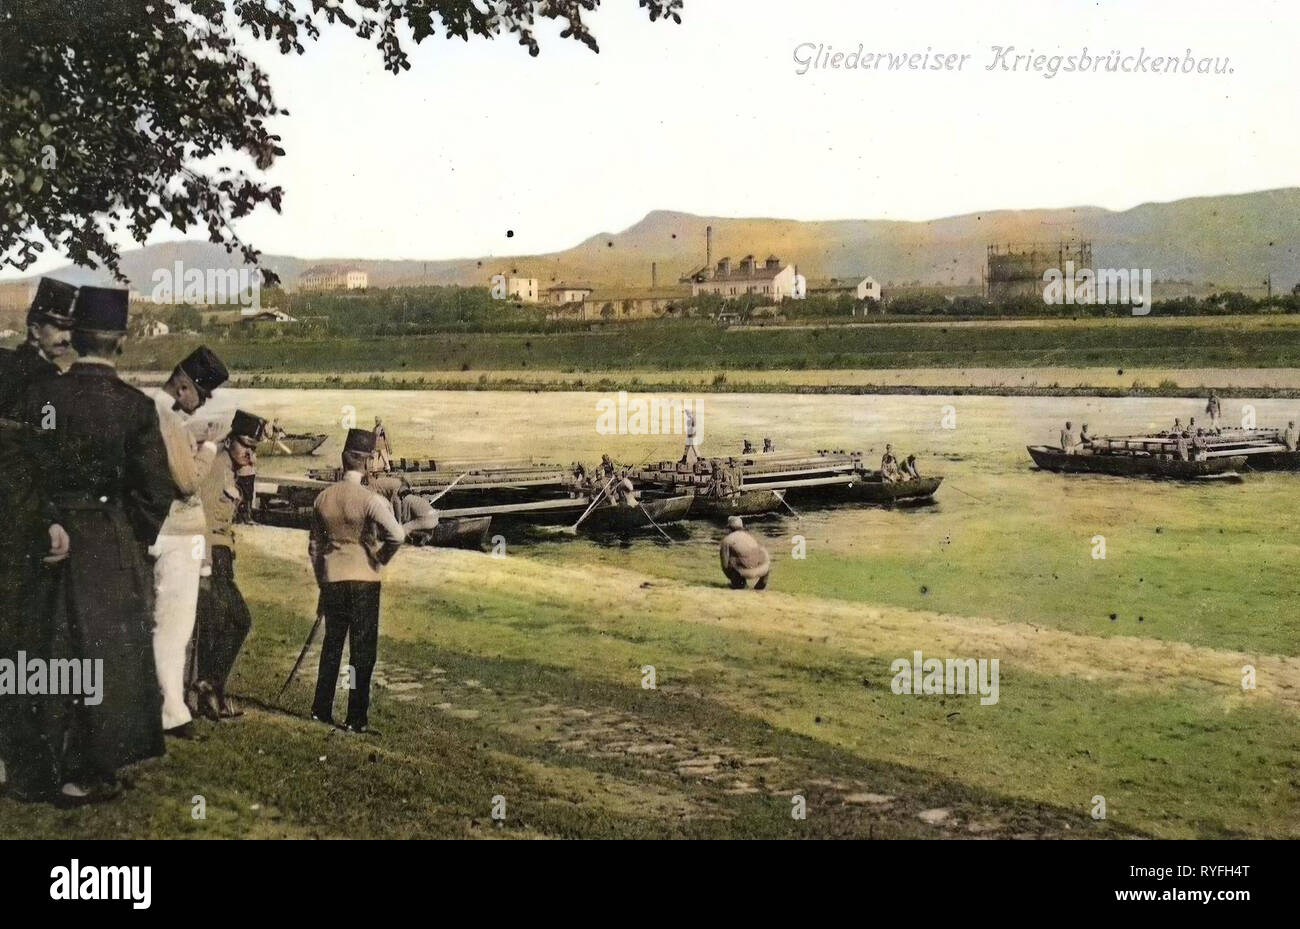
[719,516,770,590]
[1190,429,1209,461]
[1284,420,1297,452]
[1206,392,1222,428]
[614,469,639,508]
[1059,421,1081,455]
[881,443,903,479]
[373,416,393,471]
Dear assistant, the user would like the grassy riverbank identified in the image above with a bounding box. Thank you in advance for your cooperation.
[3,525,1294,839]
[115,315,1300,383]
[5,386,1298,838]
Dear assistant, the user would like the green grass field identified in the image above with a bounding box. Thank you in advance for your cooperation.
[117,315,1300,377]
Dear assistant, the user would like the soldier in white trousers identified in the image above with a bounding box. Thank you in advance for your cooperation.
[151,347,229,738]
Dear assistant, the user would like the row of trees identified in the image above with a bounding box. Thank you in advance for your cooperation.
[150,283,1300,341]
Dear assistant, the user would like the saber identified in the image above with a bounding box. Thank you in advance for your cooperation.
[277,594,324,703]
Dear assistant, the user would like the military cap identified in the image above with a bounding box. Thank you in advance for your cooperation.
[72,286,129,333]
[176,346,229,398]
[229,409,268,444]
[344,428,377,454]
[28,277,77,326]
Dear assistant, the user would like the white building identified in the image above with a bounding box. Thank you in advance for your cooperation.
[545,283,595,305]
[806,275,882,305]
[689,255,798,302]
[856,276,881,301]
[508,277,538,303]
[299,265,369,291]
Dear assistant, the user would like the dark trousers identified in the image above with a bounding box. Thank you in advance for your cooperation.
[194,546,252,695]
[724,565,770,590]
[311,581,381,728]
[235,475,255,523]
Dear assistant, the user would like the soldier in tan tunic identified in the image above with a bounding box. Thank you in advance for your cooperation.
[309,429,406,733]
[190,410,267,720]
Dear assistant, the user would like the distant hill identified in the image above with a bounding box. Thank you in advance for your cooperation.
[9,188,1299,307]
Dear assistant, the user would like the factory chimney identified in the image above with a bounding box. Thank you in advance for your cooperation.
[651,262,657,289]
[706,225,713,269]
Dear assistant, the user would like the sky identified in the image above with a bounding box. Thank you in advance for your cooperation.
[9,0,1299,276]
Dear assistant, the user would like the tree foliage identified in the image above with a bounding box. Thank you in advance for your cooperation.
[0,0,684,278]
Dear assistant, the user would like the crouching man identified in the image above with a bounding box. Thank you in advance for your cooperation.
[719,516,771,590]
[190,410,266,720]
[309,429,405,733]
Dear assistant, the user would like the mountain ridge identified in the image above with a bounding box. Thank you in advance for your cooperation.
[8,188,1298,299]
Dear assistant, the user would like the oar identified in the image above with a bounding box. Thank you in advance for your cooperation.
[569,474,619,531]
[774,489,801,519]
[425,471,471,505]
[636,499,674,542]
[946,483,988,504]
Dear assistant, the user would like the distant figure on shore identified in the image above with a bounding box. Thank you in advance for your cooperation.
[742,438,755,455]
[719,517,770,590]
[1284,421,1297,452]
[1060,421,1081,455]
[1206,392,1222,427]
[763,437,775,453]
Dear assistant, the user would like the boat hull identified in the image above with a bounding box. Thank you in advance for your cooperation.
[1243,450,1300,471]
[408,516,492,550]
[843,475,943,503]
[257,433,328,456]
[692,489,786,518]
[1027,446,1247,479]
[579,496,695,533]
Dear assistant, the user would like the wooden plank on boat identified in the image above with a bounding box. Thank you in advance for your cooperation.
[435,497,589,518]
[741,474,856,489]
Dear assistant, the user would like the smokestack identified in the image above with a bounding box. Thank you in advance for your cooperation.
[706,225,713,269]
[652,262,657,289]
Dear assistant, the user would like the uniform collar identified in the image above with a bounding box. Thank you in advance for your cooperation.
[343,470,365,484]
[70,357,117,373]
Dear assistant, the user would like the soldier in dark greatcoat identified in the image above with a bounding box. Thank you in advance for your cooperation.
[20,286,175,805]
[0,278,76,800]
[0,278,77,417]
